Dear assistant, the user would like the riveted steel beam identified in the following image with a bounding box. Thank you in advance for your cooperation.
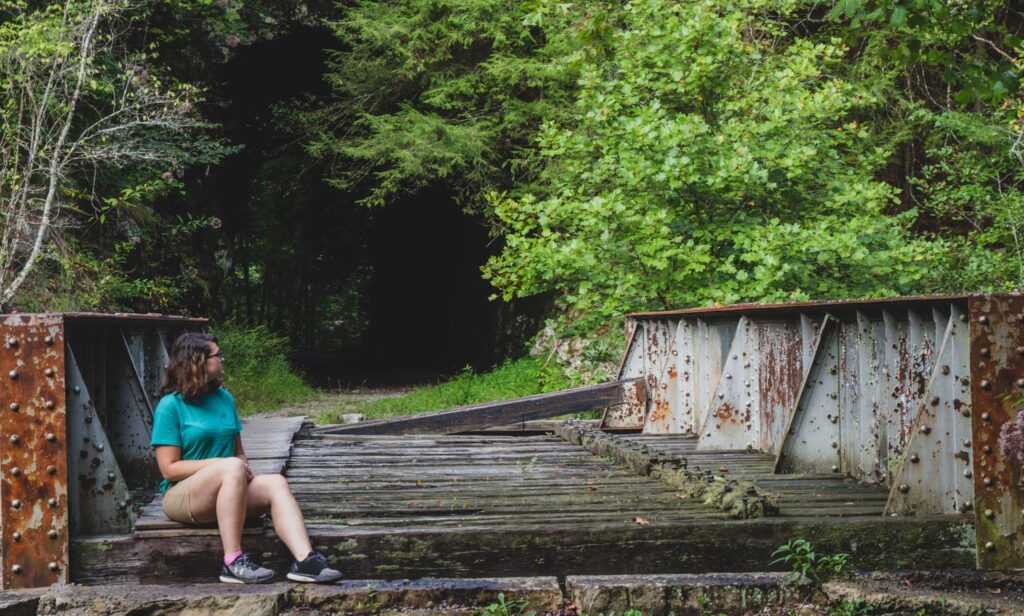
[698,316,758,450]
[613,295,1024,569]
[885,304,972,515]
[773,316,839,473]
[968,293,1024,569]
[0,311,203,589]
[642,319,683,433]
[0,315,69,589]
[101,330,161,491]
[65,345,134,535]
[603,326,645,428]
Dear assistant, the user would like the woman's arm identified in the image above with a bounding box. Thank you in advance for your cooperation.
[234,433,253,481]
[155,445,226,482]
[234,433,248,464]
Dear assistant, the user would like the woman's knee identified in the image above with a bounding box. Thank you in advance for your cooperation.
[214,457,248,483]
[263,473,291,493]
[254,474,292,501]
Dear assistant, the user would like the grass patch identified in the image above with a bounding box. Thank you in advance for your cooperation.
[212,321,319,416]
[318,356,574,423]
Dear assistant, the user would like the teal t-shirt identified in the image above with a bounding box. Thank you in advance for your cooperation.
[151,387,244,493]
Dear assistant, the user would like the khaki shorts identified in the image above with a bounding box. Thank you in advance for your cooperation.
[162,476,197,524]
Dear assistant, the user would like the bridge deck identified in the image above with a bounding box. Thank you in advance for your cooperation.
[291,433,888,532]
[71,419,975,585]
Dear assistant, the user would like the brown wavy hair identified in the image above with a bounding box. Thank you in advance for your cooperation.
[159,332,222,400]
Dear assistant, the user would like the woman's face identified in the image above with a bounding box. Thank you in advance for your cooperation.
[205,342,225,380]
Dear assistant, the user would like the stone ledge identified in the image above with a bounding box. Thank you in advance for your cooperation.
[297,577,563,614]
[566,572,801,615]
[0,590,43,616]
[31,583,291,616]
[824,573,1024,616]
[11,572,1023,616]
[12,578,562,616]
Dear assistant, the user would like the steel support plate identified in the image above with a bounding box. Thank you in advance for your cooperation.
[102,331,160,490]
[885,305,972,515]
[604,325,645,428]
[698,317,757,450]
[0,315,68,588]
[969,293,1024,569]
[65,345,134,535]
[775,318,840,473]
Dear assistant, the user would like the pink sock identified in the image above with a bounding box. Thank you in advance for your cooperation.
[224,550,243,565]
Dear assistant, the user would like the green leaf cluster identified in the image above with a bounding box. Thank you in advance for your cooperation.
[482,0,942,333]
[771,538,849,587]
[307,0,589,210]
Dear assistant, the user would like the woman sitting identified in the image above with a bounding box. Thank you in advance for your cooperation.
[152,332,341,584]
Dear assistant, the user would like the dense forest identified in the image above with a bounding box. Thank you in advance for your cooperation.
[2,0,1023,381]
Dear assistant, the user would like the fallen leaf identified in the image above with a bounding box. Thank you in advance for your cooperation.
[633,516,650,526]
[587,485,598,492]
[986,587,1002,594]
[718,466,729,472]
[675,492,690,500]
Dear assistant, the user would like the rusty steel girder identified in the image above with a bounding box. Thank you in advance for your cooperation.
[968,294,1024,569]
[610,293,1024,569]
[0,315,69,588]
[0,312,205,589]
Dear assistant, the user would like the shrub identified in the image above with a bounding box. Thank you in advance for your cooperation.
[771,539,849,588]
[210,321,318,415]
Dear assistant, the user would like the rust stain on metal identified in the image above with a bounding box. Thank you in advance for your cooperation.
[642,321,677,432]
[627,294,970,319]
[969,293,1024,569]
[757,322,804,452]
[714,402,741,425]
[0,315,68,589]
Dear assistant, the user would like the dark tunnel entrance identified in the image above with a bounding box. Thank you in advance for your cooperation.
[357,187,501,381]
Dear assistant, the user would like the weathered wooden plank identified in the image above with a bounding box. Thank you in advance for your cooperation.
[316,379,647,436]
[72,515,975,585]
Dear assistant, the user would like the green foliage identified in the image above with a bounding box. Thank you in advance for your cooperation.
[1,0,238,313]
[516,454,539,473]
[828,0,1021,105]
[210,321,318,415]
[483,0,943,335]
[318,356,571,423]
[908,108,1024,290]
[9,0,1024,367]
[829,598,871,616]
[306,0,588,211]
[474,593,536,616]
[771,538,849,587]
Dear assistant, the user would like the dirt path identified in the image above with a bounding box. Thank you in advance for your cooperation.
[257,387,415,422]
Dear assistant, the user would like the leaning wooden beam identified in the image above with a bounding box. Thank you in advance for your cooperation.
[317,378,647,436]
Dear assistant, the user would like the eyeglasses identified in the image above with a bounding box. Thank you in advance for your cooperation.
[207,352,224,361]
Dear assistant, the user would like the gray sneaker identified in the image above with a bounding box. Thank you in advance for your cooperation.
[287,550,342,583]
[219,552,276,584]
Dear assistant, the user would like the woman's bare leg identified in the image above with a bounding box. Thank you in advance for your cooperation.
[245,474,313,560]
[187,457,249,556]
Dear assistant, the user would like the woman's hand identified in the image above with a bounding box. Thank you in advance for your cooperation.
[243,460,254,482]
